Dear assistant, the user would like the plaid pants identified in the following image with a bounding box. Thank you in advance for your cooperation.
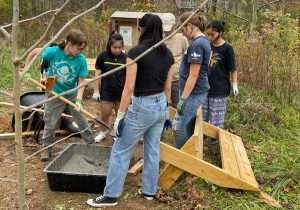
[203,97,228,128]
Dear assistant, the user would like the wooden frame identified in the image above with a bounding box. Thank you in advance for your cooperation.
[159,107,259,192]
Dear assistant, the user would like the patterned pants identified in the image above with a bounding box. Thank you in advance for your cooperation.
[203,97,228,128]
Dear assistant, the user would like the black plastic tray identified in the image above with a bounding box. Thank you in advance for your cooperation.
[44,144,111,193]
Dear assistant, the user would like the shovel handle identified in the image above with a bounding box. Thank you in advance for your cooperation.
[28,78,111,130]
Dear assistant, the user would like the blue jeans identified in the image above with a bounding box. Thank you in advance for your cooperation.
[175,93,208,148]
[103,92,168,198]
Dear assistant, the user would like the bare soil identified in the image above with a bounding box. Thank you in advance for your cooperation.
[0,99,179,210]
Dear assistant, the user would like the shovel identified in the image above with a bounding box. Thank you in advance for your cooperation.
[28,78,111,130]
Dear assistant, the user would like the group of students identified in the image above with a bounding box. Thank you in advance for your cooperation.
[38,12,238,208]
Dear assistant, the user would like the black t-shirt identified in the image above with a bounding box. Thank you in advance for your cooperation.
[208,42,236,97]
[95,51,126,98]
[128,44,174,97]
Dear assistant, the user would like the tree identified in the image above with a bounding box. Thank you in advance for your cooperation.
[1,1,107,209]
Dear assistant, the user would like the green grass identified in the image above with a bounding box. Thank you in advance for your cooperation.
[0,48,41,90]
[169,85,300,210]
[1,47,299,209]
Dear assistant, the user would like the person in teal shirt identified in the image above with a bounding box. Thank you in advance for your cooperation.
[40,29,94,161]
[42,40,89,97]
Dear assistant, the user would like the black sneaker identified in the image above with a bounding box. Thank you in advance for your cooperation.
[138,189,155,201]
[86,195,118,207]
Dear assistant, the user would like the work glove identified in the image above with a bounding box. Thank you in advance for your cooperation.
[75,99,83,112]
[232,82,239,96]
[92,90,101,101]
[176,96,186,116]
[163,103,172,130]
[113,111,126,138]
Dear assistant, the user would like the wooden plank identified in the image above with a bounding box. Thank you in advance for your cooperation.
[231,134,258,186]
[160,142,259,191]
[203,122,219,139]
[168,106,219,140]
[128,159,144,175]
[219,130,240,178]
[159,136,197,190]
[0,130,67,140]
[193,107,203,159]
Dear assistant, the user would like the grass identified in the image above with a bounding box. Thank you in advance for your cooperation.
[0,47,41,91]
[1,47,299,209]
[169,84,300,210]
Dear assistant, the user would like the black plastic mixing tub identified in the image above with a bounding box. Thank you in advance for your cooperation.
[44,144,111,193]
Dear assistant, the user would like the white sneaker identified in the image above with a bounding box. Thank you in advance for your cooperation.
[138,189,155,201]
[95,131,108,143]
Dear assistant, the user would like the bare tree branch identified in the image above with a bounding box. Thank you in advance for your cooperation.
[216,5,249,22]
[0,90,13,98]
[20,0,107,78]
[21,0,210,112]
[258,0,282,11]
[1,9,58,29]
[25,127,89,161]
[0,102,72,118]
[0,27,11,40]
[17,0,72,63]
[27,78,110,129]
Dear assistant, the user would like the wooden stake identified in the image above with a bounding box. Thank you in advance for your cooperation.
[128,159,144,175]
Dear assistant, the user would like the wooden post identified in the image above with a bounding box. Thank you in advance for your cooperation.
[193,106,203,159]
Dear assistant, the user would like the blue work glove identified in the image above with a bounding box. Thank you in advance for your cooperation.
[163,103,172,130]
[113,111,126,138]
[176,96,186,116]
[164,119,172,130]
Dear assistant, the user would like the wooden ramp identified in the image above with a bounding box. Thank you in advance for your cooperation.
[159,107,259,192]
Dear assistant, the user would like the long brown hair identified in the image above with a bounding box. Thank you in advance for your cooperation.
[58,29,87,49]
[179,12,208,32]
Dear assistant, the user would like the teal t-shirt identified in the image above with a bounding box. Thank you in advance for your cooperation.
[42,46,89,97]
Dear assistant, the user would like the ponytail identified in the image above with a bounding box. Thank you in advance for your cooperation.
[179,12,208,32]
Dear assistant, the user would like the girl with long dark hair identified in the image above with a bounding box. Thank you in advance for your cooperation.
[205,21,238,137]
[87,14,174,207]
[93,33,126,142]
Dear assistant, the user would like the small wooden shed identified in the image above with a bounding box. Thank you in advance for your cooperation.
[110,11,176,48]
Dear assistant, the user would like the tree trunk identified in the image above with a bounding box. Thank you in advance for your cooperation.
[250,0,257,33]
[12,0,26,209]
[211,0,218,15]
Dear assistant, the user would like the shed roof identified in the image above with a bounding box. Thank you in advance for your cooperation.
[111,11,176,31]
